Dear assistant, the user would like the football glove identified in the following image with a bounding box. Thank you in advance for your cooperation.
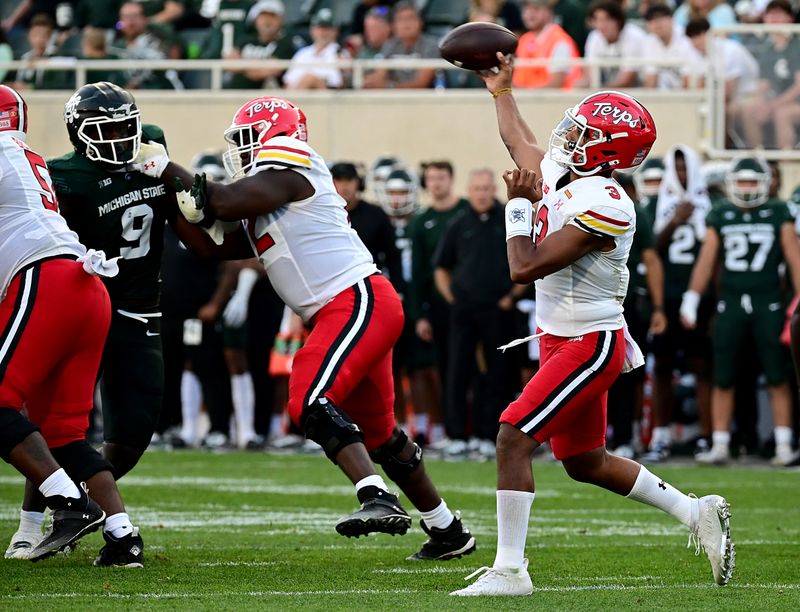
[131,141,169,178]
[175,177,205,224]
[680,290,700,329]
[223,267,259,327]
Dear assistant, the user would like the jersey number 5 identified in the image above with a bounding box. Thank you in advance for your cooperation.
[24,149,58,211]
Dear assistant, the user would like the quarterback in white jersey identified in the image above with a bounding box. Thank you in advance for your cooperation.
[131,96,476,561]
[451,54,734,597]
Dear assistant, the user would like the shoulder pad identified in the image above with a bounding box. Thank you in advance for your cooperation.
[254,136,313,172]
[572,203,634,238]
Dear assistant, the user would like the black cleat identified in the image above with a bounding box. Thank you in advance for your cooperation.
[335,486,411,538]
[94,527,144,568]
[407,514,477,561]
[29,485,105,562]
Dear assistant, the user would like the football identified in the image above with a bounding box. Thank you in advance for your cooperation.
[438,22,518,71]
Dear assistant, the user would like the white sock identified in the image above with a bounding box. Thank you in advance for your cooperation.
[355,474,389,494]
[104,512,134,539]
[431,423,445,443]
[493,490,535,570]
[231,373,256,446]
[180,370,202,444]
[712,430,731,448]
[416,413,429,439]
[270,414,284,436]
[651,426,671,447]
[19,509,44,533]
[626,465,696,528]
[775,426,793,447]
[38,468,80,499]
[420,499,455,530]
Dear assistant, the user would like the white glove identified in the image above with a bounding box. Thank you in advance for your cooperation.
[77,248,119,278]
[680,290,700,328]
[131,141,169,178]
[203,220,241,246]
[223,267,259,327]
[176,188,205,224]
[505,197,533,241]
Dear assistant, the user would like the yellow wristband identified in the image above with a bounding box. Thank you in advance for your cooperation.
[492,88,513,99]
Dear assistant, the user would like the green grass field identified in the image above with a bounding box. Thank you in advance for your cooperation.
[1,450,798,610]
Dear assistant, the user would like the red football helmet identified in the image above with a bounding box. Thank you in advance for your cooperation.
[222,96,308,178]
[548,90,656,176]
[0,84,28,134]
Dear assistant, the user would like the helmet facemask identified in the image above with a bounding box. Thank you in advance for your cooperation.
[77,112,141,166]
[378,170,418,217]
[222,122,266,179]
[726,158,770,208]
[548,109,623,177]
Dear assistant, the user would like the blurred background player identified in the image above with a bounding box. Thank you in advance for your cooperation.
[683,156,800,466]
[646,145,713,462]
[0,84,139,566]
[407,161,469,448]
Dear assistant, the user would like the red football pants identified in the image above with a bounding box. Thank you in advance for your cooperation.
[500,328,625,460]
[288,274,404,451]
[0,258,111,447]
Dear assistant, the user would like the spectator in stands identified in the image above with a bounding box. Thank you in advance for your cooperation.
[434,168,524,460]
[350,0,397,44]
[223,0,297,89]
[10,13,70,90]
[742,0,800,149]
[1,0,58,32]
[673,0,737,29]
[283,8,344,90]
[553,0,590,54]
[470,0,525,33]
[0,29,11,83]
[365,1,439,89]
[82,27,127,85]
[684,17,759,145]
[581,0,649,88]
[74,0,123,30]
[642,4,701,89]
[114,1,180,89]
[513,0,582,89]
[358,5,392,59]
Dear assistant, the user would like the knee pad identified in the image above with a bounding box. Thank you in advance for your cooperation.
[50,440,113,483]
[370,429,422,482]
[0,407,39,462]
[300,397,363,462]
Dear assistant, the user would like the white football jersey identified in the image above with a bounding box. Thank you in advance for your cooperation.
[533,155,635,337]
[0,132,85,299]
[243,136,377,321]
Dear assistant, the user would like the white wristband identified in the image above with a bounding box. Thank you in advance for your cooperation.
[505,197,533,241]
[680,290,700,325]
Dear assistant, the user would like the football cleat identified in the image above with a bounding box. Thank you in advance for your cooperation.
[770,444,798,467]
[640,441,671,464]
[4,529,43,560]
[29,485,105,562]
[450,559,533,596]
[407,514,476,561]
[688,495,735,586]
[335,487,411,538]
[695,444,730,465]
[94,527,144,568]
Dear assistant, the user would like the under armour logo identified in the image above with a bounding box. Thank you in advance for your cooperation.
[82,514,90,519]
[658,481,666,490]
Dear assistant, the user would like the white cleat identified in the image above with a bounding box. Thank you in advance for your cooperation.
[4,530,44,560]
[450,559,533,596]
[688,495,735,586]
[770,444,799,467]
[695,444,730,465]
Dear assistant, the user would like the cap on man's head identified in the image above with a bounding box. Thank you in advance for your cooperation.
[246,0,285,25]
[366,5,391,22]
[330,162,360,181]
[311,7,336,27]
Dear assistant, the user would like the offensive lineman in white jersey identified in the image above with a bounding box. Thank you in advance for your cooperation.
[131,96,476,561]
[451,54,735,596]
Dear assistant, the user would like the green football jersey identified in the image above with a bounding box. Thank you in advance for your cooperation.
[706,198,793,301]
[48,125,173,312]
[627,204,655,298]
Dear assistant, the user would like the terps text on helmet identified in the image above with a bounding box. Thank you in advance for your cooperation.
[590,102,640,128]
[245,99,290,118]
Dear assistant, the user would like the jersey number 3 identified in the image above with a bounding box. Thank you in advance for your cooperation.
[24,150,58,211]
